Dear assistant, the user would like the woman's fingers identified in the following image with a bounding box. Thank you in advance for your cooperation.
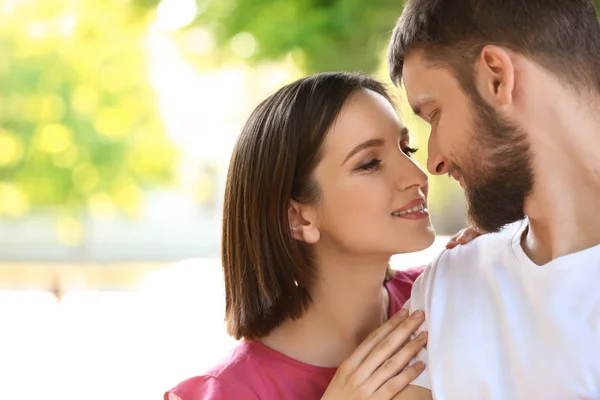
[356,310,425,380]
[372,361,426,400]
[322,309,428,400]
[363,330,428,394]
[445,238,458,249]
[446,226,484,249]
[445,230,464,249]
[339,308,410,373]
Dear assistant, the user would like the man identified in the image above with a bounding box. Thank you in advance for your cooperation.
[387,0,600,399]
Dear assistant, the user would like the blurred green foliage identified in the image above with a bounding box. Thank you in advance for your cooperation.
[197,0,600,72]
[0,0,177,218]
[192,0,404,73]
[4,0,600,232]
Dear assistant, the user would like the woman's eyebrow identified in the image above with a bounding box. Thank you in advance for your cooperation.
[342,138,385,165]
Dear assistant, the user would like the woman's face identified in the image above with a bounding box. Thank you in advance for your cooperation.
[312,89,435,256]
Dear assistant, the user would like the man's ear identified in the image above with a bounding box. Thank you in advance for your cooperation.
[288,200,320,244]
[475,45,515,108]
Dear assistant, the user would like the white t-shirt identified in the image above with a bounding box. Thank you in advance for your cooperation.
[407,220,600,399]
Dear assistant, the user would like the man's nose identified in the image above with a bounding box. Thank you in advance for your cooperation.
[427,136,450,175]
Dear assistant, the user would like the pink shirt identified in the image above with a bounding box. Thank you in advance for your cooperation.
[165,266,424,400]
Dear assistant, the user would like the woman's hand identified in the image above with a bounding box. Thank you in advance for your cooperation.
[321,309,427,400]
[445,226,484,249]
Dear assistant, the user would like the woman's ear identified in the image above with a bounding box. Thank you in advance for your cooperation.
[288,200,320,244]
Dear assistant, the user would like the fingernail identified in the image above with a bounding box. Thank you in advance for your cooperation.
[415,361,425,371]
[411,310,424,320]
[417,331,427,340]
[397,308,408,318]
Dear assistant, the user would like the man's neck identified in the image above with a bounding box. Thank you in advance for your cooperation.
[523,114,600,264]
[260,250,391,367]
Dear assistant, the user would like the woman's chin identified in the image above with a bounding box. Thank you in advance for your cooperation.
[394,227,436,254]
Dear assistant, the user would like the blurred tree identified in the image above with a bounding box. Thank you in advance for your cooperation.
[194,0,600,73]
[189,0,404,73]
[0,0,177,221]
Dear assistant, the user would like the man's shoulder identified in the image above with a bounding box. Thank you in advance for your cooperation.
[433,220,525,270]
[411,220,526,300]
[406,220,528,322]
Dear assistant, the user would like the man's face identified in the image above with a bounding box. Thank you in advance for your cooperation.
[401,50,534,232]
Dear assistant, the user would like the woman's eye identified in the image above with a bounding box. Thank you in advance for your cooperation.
[399,139,419,158]
[358,159,381,171]
[402,146,419,158]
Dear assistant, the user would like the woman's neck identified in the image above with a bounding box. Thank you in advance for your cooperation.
[260,250,391,367]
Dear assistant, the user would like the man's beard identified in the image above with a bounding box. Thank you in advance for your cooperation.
[458,95,535,233]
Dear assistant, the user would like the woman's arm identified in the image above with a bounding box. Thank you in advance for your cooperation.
[392,385,432,400]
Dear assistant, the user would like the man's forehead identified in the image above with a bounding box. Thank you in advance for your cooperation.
[401,49,428,76]
[401,53,431,92]
[401,54,450,111]
[402,50,452,85]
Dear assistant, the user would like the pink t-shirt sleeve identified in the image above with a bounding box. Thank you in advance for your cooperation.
[383,265,426,315]
[400,265,426,286]
[165,375,230,400]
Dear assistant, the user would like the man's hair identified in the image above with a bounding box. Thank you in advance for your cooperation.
[388,0,600,95]
[222,72,396,340]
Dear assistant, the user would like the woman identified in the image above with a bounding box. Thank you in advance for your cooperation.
[165,72,479,400]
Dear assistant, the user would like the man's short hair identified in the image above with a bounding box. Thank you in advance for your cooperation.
[388,0,600,95]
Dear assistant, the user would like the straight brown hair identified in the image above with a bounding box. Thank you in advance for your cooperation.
[222,72,396,340]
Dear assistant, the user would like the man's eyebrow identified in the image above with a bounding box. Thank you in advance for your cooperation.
[400,126,409,138]
[411,98,435,118]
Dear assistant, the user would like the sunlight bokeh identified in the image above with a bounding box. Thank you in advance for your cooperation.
[0,0,468,399]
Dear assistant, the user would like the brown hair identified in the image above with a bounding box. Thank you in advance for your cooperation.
[388,0,600,96]
[222,72,396,340]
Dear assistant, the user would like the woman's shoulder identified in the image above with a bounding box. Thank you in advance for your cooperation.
[392,265,425,284]
[165,375,228,400]
[165,338,337,400]
[164,341,261,400]
[385,266,425,312]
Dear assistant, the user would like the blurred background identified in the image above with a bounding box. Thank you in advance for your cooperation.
[0,0,485,398]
